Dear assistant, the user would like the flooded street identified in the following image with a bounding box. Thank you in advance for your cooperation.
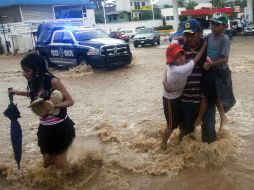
[0,36,254,190]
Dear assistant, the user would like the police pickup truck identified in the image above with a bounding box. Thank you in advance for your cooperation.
[35,23,132,68]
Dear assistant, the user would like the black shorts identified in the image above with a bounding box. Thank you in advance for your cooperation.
[162,96,182,129]
[37,117,76,155]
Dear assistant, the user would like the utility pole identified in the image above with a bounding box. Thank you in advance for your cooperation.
[172,0,180,30]
[0,16,10,53]
[101,1,107,24]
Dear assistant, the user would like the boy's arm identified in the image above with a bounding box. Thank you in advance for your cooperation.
[193,41,207,65]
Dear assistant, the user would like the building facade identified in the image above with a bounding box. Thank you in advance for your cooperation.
[106,11,131,23]
[130,0,152,20]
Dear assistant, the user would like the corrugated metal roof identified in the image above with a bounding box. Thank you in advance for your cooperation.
[0,0,92,8]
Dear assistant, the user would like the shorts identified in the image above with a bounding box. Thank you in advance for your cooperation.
[162,96,182,129]
[37,116,76,155]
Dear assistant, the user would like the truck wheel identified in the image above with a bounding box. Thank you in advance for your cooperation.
[78,58,92,72]
[134,44,138,48]
[78,58,87,65]
[157,39,160,45]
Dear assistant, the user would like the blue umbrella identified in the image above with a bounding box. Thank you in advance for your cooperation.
[3,88,22,170]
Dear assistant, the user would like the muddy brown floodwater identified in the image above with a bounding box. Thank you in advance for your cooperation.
[0,36,254,190]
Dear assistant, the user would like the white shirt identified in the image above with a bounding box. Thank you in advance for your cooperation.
[163,60,194,99]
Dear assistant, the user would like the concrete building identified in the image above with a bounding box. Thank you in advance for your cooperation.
[130,0,152,20]
[0,0,96,54]
[106,11,131,23]
[161,7,186,26]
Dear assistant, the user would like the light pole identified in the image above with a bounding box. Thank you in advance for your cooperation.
[172,0,180,30]
[151,0,159,21]
[0,15,10,53]
[101,1,107,24]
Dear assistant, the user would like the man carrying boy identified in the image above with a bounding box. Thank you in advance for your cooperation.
[163,19,217,143]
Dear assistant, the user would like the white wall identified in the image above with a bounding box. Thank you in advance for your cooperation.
[85,9,96,27]
[194,3,212,10]
[161,7,186,17]
[116,0,131,12]
[95,19,163,33]
[161,7,185,28]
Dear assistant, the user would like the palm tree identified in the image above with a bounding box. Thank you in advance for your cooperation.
[186,1,198,10]
[210,0,226,8]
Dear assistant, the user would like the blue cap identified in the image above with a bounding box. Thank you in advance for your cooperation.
[182,19,201,33]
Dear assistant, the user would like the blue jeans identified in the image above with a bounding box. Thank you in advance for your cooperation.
[202,104,216,143]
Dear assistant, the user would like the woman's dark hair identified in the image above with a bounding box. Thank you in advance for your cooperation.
[21,53,53,100]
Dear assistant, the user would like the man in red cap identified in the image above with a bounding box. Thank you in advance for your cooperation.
[160,42,206,150]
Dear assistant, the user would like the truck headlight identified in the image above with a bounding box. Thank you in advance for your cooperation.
[87,48,100,55]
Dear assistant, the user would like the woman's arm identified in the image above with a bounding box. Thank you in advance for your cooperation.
[9,89,29,97]
[51,78,74,108]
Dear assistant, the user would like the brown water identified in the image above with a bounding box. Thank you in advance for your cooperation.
[0,36,254,190]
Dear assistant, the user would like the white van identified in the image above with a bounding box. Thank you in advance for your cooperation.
[120,29,137,39]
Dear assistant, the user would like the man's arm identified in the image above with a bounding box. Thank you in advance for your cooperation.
[193,41,207,64]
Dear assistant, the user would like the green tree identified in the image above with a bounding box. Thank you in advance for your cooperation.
[209,0,226,8]
[185,1,198,10]
[164,4,172,8]
[178,0,185,7]
[141,11,153,20]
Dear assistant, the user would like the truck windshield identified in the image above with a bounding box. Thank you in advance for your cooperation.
[73,29,109,41]
[138,28,154,34]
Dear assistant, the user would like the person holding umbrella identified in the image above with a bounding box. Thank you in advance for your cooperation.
[10,53,75,168]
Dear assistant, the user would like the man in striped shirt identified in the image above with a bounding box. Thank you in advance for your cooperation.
[164,19,217,143]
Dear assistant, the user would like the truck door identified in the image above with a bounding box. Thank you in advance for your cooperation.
[48,31,63,64]
[60,31,77,65]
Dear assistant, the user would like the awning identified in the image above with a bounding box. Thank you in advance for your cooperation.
[181,7,234,16]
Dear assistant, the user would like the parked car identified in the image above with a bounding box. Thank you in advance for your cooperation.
[202,28,212,37]
[36,23,132,68]
[168,30,183,42]
[133,28,160,48]
[244,24,254,35]
[109,31,129,42]
[120,29,137,39]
